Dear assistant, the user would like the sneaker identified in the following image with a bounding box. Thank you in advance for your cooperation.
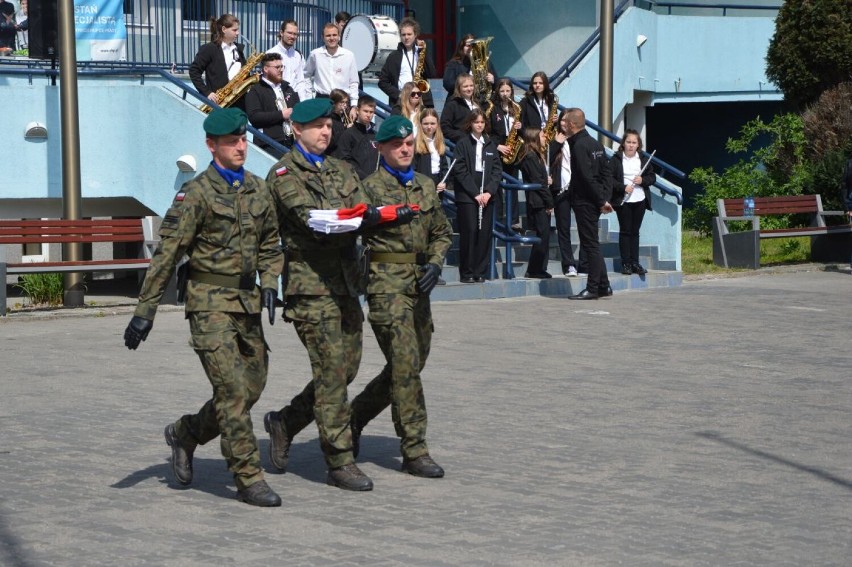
[565,266,578,277]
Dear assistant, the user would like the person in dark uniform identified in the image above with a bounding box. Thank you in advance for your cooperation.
[440,73,479,143]
[335,94,379,180]
[490,78,523,229]
[565,108,614,299]
[189,14,248,109]
[452,108,503,283]
[349,116,453,478]
[244,52,299,157]
[327,88,351,157]
[378,17,437,108]
[548,109,579,277]
[519,71,557,130]
[442,34,496,95]
[123,108,284,507]
[517,127,554,278]
[262,98,416,491]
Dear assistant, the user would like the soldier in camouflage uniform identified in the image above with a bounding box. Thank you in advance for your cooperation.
[123,108,284,507]
[350,115,453,478]
[262,98,416,491]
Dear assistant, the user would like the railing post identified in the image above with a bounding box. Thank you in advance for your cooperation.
[504,188,516,279]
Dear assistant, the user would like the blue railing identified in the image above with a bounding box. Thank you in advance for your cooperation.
[640,1,782,16]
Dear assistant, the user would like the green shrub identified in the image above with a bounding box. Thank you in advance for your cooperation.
[14,273,65,306]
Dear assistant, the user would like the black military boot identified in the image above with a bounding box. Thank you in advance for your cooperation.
[327,463,374,491]
[164,424,196,486]
[236,480,282,507]
[401,454,445,478]
[264,411,291,472]
[351,419,363,460]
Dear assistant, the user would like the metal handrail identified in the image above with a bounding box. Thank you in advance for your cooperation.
[642,1,782,16]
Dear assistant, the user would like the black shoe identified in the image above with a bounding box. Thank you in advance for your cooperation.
[327,463,374,491]
[263,411,291,473]
[569,288,599,300]
[436,277,447,286]
[598,285,613,297]
[460,277,476,284]
[164,424,195,486]
[621,264,632,275]
[351,420,363,460]
[401,455,445,478]
[475,276,485,283]
[237,480,282,507]
[632,263,647,275]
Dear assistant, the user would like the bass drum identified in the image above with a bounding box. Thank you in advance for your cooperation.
[341,14,399,74]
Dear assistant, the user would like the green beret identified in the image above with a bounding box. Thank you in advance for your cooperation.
[291,98,333,124]
[203,108,247,136]
[376,115,414,143]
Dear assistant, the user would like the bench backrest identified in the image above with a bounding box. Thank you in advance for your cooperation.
[0,219,145,245]
[719,195,821,217]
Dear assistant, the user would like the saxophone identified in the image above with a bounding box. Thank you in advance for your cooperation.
[200,38,263,114]
[542,94,560,144]
[413,40,430,94]
[501,99,524,165]
[469,37,494,116]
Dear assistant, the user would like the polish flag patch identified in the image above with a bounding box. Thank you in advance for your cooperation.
[275,166,289,176]
[174,191,186,202]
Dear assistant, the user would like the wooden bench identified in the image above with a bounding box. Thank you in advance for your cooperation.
[0,218,163,312]
[712,195,852,268]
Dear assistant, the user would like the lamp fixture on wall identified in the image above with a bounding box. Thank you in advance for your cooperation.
[636,34,648,48]
[24,122,48,139]
[176,154,197,172]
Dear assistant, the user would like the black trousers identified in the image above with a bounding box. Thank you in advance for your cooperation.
[573,202,610,290]
[616,200,647,266]
[525,206,551,275]
[553,192,576,271]
[457,198,494,280]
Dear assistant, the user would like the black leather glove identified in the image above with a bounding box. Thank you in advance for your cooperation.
[416,263,441,295]
[262,288,277,325]
[361,204,381,228]
[124,316,153,350]
[395,205,417,225]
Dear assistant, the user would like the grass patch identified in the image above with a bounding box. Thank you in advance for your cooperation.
[682,232,812,275]
[13,273,65,306]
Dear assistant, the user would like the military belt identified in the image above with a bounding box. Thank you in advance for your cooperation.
[189,269,256,290]
[288,247,355,262]
[370,252,427,264]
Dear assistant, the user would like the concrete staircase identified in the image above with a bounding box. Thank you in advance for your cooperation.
[430,213,682,302]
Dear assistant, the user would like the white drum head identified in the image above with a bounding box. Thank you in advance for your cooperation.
[342,14,399,73]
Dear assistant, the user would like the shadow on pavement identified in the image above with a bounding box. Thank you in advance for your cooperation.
[111,458,235,500]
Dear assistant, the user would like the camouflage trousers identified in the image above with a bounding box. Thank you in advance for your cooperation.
[277,294,363,469]
[351,293,433,460]
[174,311,268,490]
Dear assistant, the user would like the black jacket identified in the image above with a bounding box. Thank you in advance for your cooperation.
[519,93,556,130]
[440,96,475,143]
[378,43,437,108]
[189,42,247,97]
[610,153,656,209]
[567,129,612,209]
[327,112,347,157]
[335,122,378,180]
[414,151,450,189]
[442,57,498,94]
[244,80,300,149]
[519,151,555,210]
[489,103,518,145]
[452,134,503,205]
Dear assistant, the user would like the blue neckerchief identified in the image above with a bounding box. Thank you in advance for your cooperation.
[294,142,326,168]
[210,161,245,189]
[381,158,415,186]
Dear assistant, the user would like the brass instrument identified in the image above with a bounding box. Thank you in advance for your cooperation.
[469,37,494,116]
[341,105,353,127]
[501,99,523,165]
[413,40,430,94]
[275,95,293,139]
[543,94,560,144]
[200,37,263,114]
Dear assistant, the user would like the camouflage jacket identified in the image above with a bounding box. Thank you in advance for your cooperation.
[134,165,283,319]
[266,150,369,297]
[362,169,452,295]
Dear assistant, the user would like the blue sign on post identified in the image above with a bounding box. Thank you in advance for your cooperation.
[74,0,127,61]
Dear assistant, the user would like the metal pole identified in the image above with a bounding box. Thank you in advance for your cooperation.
[598,0,614,148]
[58,0,84,307]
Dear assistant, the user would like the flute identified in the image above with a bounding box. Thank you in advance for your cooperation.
[478,155,486,230]
[622,149,656,205]
[440,158,457,186]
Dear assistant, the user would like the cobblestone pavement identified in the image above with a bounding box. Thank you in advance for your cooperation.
[1,270,850,566]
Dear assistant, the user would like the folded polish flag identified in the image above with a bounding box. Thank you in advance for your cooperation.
[308,204,420,234]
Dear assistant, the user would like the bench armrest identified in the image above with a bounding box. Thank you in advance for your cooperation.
[718,215,759,230]
[818,211,847,216]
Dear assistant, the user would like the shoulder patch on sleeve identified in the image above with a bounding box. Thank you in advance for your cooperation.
[275,166,289,177]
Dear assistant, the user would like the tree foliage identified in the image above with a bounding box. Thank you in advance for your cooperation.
[765,0,852,109]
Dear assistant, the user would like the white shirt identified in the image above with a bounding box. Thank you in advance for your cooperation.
[622,153,646,203]
[222,42,242,80]
[472,134,485,172]
[427,137,440,175]
[398,47,418,89]
[267,42,311,101]
[560,141,571,194]
[535,97,548,128]
[408,111,420,138]
[304,46,360,105]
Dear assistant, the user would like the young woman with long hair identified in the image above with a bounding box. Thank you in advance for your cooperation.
[611,129,656,275]
[548,108,579,276]
[519,71,556,130]
[392,82,424,138]
[517,127,555,278]
[189,14,247,108]
[440,73,478,143]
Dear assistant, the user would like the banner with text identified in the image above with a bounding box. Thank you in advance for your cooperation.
[75,0,128,61]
